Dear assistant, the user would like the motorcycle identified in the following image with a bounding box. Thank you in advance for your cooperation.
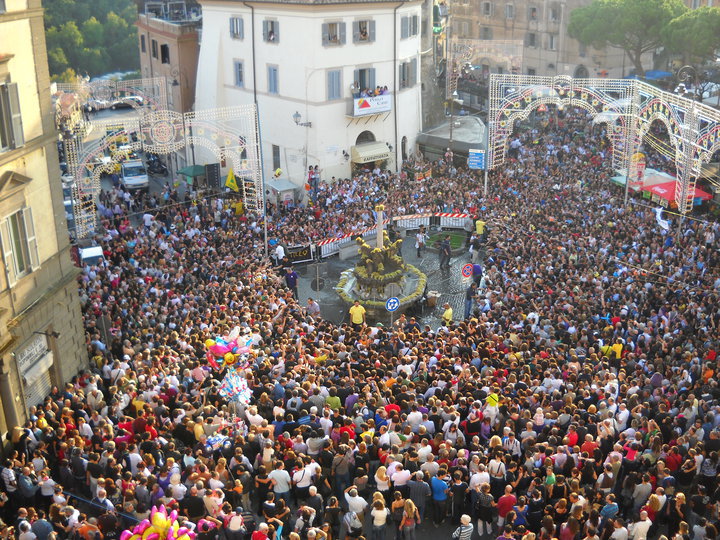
[146,154,169,176]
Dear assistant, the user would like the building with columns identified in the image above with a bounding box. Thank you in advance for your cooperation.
[0,0,85,430]
[195,0,423,182]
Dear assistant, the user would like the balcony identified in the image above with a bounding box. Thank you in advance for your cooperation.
[347,95,393,118]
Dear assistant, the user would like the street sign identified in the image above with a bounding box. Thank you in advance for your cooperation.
[461,263,473,278]
[467,149,486,170]
[385,297,400,312]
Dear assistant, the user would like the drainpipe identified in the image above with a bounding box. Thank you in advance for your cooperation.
[393,1,403,171]
[243,2,258,104]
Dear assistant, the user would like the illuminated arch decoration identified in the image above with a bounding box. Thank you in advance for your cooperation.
[488,74,720,216]
[64,103,263,238]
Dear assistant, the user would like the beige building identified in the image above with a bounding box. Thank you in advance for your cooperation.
[0,0,85,430]
[137,0,201,113]
[450,0,629,79]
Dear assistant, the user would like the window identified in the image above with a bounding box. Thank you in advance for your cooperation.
[525,32,537,47]
[0,83,24,152]
[0,0,5,14]
[549,6,559,22]
[234,61,244,88]
[267,65,279,94]
[480,27,493,40]
[263,20,279,42]
[399,58,417,89]
[160,44,170,64]
[322,22,346,45]
[400,15,419,38]
[1,208,39,286]
[548,34,558,50]
[481,1,492,16]
[528,6,538,20]
[579,42,587,57]
[327,69,342,100]
[151,39,158,59]
[353,68,376,93]
[527,67,536,76]
[230,16,244,39]
[505,4,514,19]
[140,35,146,53]
[353,20,375,42]
[272,145,280,171]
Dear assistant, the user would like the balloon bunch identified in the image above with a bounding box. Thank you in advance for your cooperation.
[120,506,195,540]
[218,368,253,405]
[204,326,252,370]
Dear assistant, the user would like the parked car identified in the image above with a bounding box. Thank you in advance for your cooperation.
[85,98,110,112]
[110,96,145,109]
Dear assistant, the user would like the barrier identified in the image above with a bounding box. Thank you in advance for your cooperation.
[316,213,472,258]
[395,216,431,230]
[439,216,467,228]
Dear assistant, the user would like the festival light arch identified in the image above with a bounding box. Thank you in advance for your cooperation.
[488,74,720,215]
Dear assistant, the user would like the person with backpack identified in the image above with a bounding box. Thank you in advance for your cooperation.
[342,509,363,539]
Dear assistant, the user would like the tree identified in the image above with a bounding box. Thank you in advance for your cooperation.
[81,17,104,49]
[664,7,720,64]
[51,68,79,83]
[568,0,687,77]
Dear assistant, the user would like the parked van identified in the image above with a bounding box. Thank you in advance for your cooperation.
[121,160,148,190]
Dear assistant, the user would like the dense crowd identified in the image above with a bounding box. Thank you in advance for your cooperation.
[2,108,720,540]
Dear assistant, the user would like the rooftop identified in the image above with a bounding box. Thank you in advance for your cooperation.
[219,0,413,4]
[144,0,201,23]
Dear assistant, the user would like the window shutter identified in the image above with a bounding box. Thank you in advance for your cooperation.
[322,23,329,45]
[8,83,24,149]
[262,20,268,40]
[274,22,279,42]
[339,22,346,45]
[411,57,417,86]
[1,219,16,287]
[412,15,419,35]
[230,17,234,36]
[369,68,376,91]
[369,20,376,41]
[352,21,359,42]
[239,18,244,39]
[22,208,39,271]
[401,16,409,39]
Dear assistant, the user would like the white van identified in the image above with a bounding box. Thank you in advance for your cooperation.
[121,160,148,190]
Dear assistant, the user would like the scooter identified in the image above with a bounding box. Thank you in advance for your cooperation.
[146,154,169,176]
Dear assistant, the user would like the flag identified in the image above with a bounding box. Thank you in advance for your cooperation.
[654,207,670,231]
[225,168,239,192]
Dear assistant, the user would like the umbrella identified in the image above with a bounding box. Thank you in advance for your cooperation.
[177,164,206,177]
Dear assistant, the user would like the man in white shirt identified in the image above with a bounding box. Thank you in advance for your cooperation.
[628,511,651,540]
[391,464,411,492]
[610,518,629,540]
[344,487,368,519]
[469,465,490,491]
[268,461,293,507]
[615,403,630,431]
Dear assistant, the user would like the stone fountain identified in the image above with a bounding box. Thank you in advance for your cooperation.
[336,205,426,319]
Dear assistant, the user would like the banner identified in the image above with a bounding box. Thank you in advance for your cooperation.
[353,95,392,117]
[286,244,314,264]
[654,207,670,231]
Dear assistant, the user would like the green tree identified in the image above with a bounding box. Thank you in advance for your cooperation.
[665,7,720,64]
[51,67,79,83]
[81,17,104,49]
[47,47,69,75]
[568,0,687,76]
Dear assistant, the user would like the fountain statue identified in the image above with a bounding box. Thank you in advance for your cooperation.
[336,205,427,318]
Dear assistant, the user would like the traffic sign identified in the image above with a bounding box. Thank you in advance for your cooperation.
[385,297,400,312]
[467,149,486,170]
[461,263,473,278]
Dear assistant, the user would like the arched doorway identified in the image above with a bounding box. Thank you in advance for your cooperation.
[401,136,408,161]
[574,65,589,78]
[356,130,375,145]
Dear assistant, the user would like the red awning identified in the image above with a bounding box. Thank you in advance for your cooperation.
[645,180,712,202]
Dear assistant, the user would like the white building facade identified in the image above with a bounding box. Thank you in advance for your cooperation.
[196,0,423,182]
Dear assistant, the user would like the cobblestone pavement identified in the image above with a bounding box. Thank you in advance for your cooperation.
[295,231,486,328]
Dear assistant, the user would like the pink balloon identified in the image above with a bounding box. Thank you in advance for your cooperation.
[209,344,230,357]
[120,531,133,540]
[168,510,178,523]
[137,520,151,533]
[237,346,250,355]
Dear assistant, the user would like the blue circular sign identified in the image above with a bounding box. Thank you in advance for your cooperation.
[385,297,400,312]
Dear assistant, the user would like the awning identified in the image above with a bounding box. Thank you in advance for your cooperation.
[351,142,391,164]
[269,178,300,192]
[178,165,206,177]
[645,180,712,202]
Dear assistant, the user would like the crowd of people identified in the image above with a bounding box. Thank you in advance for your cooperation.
[2,108,720,540]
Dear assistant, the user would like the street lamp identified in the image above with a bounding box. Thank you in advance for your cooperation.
[292,111,312,127]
